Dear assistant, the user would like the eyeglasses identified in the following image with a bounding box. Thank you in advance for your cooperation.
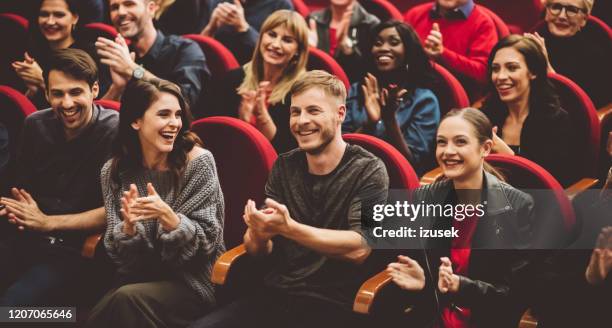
[546,3,586,18]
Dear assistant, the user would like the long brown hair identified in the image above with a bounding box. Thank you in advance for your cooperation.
[439,108,505,182]
[110,78,202,190]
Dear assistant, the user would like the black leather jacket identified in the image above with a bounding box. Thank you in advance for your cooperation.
[413,171,536,327]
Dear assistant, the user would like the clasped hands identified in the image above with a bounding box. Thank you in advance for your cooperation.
[202,0,249,36]
[95,34,138,88]
[242,198,293,242]
[0,188,52,232]
[387,255,460,293]
[362,73,407,126]
[12,52,44,95]
[120,183,180,235]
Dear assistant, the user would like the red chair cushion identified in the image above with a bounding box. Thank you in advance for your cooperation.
[343,133,420,190]
[359,0,403,21]
[292,0,311,18]
[191,117,277,249]
[431,63,470,116]
[94,99,121,111]
[477,5,510,38]
[307,46,350,90]
[182,34,239,78]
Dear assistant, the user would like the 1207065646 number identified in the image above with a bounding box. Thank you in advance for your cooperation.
[0,307,76,322]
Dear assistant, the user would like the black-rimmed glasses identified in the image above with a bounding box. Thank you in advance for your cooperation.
[546,3,586,17]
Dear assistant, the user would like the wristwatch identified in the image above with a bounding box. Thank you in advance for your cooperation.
[132,65,145,80]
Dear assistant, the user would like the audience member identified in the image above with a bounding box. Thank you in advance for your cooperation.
[343,20,440,175]
[480,35,578,186]
[0,49,118,306]
[209,9,308,153]
[86,78,224,328]
[97,0,209,113]
[12,0,111,108]
[308,0,379,82]
[154,0,210,36]
[527,0,611,108]
[189,70,388,328]
[200,0,294,64]
[404,0,498,100]
[390,108,535,327]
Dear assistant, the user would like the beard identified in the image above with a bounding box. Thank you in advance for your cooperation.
[300,125,336,155]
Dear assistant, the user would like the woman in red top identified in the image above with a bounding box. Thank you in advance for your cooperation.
[388,108,536,327]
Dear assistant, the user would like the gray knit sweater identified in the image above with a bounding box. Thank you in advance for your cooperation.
[100,150,225,305]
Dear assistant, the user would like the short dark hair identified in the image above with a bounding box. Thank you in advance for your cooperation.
[43,48,99,89]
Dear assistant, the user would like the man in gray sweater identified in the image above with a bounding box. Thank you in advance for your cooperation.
[190,71,389,328]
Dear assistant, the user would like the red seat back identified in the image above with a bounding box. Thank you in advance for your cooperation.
[477,5,510,38]
[548,73,600,179]
[486,154,576,234]
[82,23,119,42]
[359,0,403,21]
[478,0,543,33]
[307,46,350,90]
[0,13,29,89]
[292,0,311,18]
[94,99,121,111]
[182,34,239,79]
[343,133,420,190]
[191,117,277,249]
[431,62,470,116]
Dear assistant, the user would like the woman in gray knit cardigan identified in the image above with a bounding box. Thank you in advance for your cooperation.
[87,79,225,328]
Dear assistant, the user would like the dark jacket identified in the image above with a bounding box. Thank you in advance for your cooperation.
[308,2,379,83]
[413,171,535,328]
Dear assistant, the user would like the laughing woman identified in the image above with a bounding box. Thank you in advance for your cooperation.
[208,9,309,153]
[388,108,536,327]
[86,79,225,328]
[342,20,439,175]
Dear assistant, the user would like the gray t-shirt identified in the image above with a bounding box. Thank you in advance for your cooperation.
[263,144,389,308]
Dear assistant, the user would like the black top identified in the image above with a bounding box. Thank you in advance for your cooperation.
[481,104,578,187]
[537,22,612,108]
[263,144,389,309]
[15,105,118,246]
[0,123,7,174]
[134,30,210,110]
[210,67,296,154]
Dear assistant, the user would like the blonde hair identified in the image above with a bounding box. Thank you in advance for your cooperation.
[289,70,347,105]
[154,0,176,19]
[239,10,309,105]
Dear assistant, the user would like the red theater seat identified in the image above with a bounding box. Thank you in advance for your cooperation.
[182,34,239,79]
[292,0,311,18]
[94,99,120,111]
[191,116,277,250]
[478,0,543,33]
[82,23,119,42]
[307,46,350,90]
[431,62,470,116]
[477,5,510,38]
[0,13,30,89]
[359,0,403,21]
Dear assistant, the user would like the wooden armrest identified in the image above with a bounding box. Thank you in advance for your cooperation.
[420,167,443,186]
[597,102,612,122]
[81,233,102,259]
[211,244,247,285]
[565,178,598,201]
[353,270,392,314]
[518,308,538,328]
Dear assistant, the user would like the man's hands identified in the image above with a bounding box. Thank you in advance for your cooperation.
[585,227,612,285]
[335,1,355,55]
[424,23,444,59]
[120,183,180,235]
[0,188,52,232]
[243,198,293,241]
[438,257,460,293]
[96,34,137,88]
[201,0,249,36]
[388,255,426,291]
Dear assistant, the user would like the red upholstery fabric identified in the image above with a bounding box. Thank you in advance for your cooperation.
[391,0,429,13]
[485,154,576,233]
[431,62,470,116]
[548,73,601,178]
[303,0,326,12]
[191,116,277,249]
[477,0,543,33]
[477,5,510,38]
[83,23,119,41]
[292,0,311,17]
[0,13,29,89]
[182,34,239,79]
[307,46,350,90]
[94,99,121,111]
[359,0,403,21]
[343,133,420,190]
[587,16,612,41]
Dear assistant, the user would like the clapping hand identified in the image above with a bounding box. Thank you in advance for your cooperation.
[586,227,612,285]
[130,183,180,232]
[424,23,444,58]
[387,255,426,291]
[438,257,460,293]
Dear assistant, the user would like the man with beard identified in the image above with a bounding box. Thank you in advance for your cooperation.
[97,0,209,115]
[189,70,389,328]
[0,48,118,306]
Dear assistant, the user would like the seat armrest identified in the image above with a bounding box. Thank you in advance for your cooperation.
[81,233,102,259]
[212,244,247,285]
[597,102,612,122]
[420,167,443,186]
[565,178,599,201]
[353,270,392,314]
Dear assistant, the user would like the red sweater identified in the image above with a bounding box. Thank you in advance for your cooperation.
[405,3,498,90]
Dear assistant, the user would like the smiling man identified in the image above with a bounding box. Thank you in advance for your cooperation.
[0,49,118,306]
[189,70,389,328]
